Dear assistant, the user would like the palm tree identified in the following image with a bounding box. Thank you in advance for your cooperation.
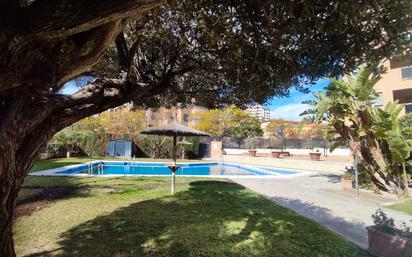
[301,65,411,196]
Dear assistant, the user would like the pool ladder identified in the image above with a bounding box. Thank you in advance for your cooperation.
[88,162,103,175]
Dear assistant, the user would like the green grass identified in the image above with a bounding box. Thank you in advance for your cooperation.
[30,158,96,172]
[388,200,412,215]
[30,157,207,172]
[15,176,371,257]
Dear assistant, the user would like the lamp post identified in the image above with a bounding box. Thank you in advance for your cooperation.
[354,153,359,198]
[277,125,285,152]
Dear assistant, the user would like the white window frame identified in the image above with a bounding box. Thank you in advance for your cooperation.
[401,66,412,80]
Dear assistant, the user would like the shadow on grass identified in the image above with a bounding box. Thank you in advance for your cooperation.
[270,196,369,249]
[25,181,371,257]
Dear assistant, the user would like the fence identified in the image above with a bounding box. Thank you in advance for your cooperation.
[221,137,331,150]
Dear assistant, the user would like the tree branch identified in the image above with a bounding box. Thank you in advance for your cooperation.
[115,32,132,71]
[58,21,124,86]
[23,0,159,39]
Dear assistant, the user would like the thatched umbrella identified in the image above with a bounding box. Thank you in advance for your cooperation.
[178,138,192,160]
[140,119,210,195]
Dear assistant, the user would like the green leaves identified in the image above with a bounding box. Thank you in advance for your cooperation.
[301,63,412,193]
[387,132,412,164]
[329,141,343,153]
[94,0,412,109]
[193,106,263,139]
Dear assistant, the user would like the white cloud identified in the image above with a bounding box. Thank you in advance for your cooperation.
[270,103,310,121]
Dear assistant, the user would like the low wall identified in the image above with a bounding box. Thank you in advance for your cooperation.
[224,148,350,156]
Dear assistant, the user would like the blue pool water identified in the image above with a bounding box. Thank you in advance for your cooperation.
[57,162,301,176]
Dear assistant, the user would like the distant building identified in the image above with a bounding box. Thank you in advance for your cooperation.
[372,28,412,114]
[96,103,207,129]
[373,56,412,114]
[245,104,270,122]
[144,105,207,128]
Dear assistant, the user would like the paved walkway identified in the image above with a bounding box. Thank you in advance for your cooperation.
[223,155,349,173]
[227,156,412,249]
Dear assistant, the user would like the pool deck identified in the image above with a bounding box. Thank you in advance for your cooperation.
[227,155,412,249]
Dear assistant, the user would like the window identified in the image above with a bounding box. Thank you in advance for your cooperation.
[150,112,160,120]
[401,66,412,80]
[374,92,383,107]
[405,104,412,114]
[367,92,383,107]
[183,114,189,123]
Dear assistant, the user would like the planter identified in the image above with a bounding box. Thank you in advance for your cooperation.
[341,179,353,191]
[366,225,412,257]
[271,151,282,158]
[248,150,257,157]
[309,152,321,160]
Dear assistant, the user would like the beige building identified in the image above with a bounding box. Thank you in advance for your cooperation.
[145,105,207,128]
[374,55,412,115]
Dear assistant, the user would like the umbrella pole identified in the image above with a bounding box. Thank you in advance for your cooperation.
[171,135,177,195]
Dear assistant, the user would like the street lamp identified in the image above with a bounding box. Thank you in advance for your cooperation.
[276,124,285,152]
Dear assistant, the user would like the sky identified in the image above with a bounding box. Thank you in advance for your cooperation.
[62,78,329,121]
[264,79,329,121]
[61,80,79,95]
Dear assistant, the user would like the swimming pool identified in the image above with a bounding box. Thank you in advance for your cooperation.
[36,161,303,177]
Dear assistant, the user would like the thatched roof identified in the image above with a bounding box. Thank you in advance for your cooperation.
[140,121,210,137]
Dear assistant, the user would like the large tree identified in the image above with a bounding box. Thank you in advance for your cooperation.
[193,107,263,139]
[1,0,411,255]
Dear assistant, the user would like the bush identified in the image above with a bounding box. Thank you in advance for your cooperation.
[40,142,66,158]
[136,135,173,158]
[372,209,412,239]
[343,164,381,193]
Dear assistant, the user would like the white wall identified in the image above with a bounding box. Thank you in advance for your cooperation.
[223,148,350,156]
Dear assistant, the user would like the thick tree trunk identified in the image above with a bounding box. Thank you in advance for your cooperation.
[0,169,20,257]
[0,2,160,256]
[0,142,41,257]
[0,78,161,256]
[0,149,55,257]
[0,137,46,257]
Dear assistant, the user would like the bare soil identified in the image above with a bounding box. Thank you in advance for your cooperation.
[15,186,77,218]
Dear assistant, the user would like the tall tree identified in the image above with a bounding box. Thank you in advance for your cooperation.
[193,107,263,139]
[265,120,300,138]
[1,0,411,255]
[228,108,264,141]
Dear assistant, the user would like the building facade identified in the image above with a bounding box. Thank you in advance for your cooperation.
[374,55,412,115]
[144,105,207,128]
[245,104,271,122]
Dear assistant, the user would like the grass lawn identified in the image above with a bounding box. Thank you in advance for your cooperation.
[15,176,371,257]
[388,200,412,215]
[30,157,208,172]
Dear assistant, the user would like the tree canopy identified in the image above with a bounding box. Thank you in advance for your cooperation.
[90,0,412,109]
[192,107,263,139]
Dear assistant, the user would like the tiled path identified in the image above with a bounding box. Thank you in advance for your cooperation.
[227,156,412,249]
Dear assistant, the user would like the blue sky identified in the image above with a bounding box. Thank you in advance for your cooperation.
[63,78,329,121]
[264,79,330,121]
[61,81,79,95]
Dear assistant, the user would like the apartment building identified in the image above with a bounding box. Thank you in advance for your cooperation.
[245,104,271,122]
[374,54,412,115]
[144,105,207,128]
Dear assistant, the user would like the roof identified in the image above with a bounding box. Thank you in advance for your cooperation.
[140,120,210,137]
